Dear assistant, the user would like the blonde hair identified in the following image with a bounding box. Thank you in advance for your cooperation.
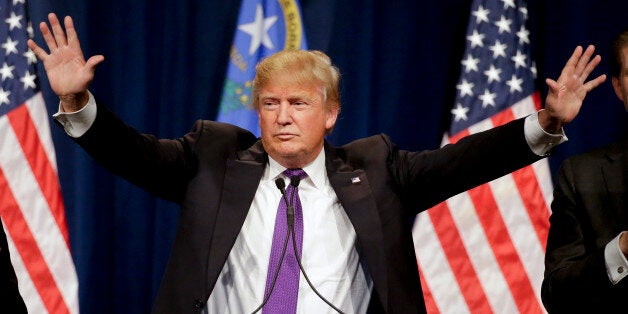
[252,50,341,113]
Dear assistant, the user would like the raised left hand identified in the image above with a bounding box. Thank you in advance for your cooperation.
[540,45,607,133]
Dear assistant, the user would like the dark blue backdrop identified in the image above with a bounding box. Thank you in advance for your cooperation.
[27,0,628,313]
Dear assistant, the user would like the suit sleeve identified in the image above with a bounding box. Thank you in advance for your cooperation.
[389,117,541,211]
[70,103,256,203]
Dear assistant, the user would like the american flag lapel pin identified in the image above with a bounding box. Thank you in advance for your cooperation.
[351,177,361,184]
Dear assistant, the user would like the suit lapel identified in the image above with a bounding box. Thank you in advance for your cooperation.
[326,145,389,309]
[206,141,267,290]
[600,140,628,229]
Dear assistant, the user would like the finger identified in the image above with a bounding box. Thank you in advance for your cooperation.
[566,46,584,70]
[85,55,105,71]
[574,45,595,78]
[48,13,68,47]
[545,78,559,92]
[39,21,57,51]
[64,16,81,50]
[26,39,49,61]
[583,74,607,92]
[580,54,602,81]
[559,46,583,78]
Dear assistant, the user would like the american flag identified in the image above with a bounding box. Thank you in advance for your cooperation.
[0,1,79,313]
[216,0,307,136]
[413,0,551,313]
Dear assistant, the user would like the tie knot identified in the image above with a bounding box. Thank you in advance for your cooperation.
[283,168,307,179]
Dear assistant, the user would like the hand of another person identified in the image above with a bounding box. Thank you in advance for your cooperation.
[620,232,628,258]
[540,45,607,133]
[27,13,104,112]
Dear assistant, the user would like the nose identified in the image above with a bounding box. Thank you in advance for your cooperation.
[276,102,292,125]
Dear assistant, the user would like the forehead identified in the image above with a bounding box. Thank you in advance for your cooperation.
[258,72,324,98]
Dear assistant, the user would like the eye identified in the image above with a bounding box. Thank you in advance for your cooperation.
[262,101,278,110]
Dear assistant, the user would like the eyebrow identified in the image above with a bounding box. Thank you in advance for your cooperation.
[258,93,317,102]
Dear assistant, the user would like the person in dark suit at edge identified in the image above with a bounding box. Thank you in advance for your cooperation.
[542,30,628,313]
[0,225,27,313]
[28,13,606,314]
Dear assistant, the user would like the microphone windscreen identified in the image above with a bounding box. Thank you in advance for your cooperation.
[275,178,285,191]
[290,176,300,187]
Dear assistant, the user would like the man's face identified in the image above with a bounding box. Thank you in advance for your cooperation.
[258,72,338,168]
[613,47,628,111]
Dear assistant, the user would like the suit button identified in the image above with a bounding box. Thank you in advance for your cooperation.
[193,299,204,309]
[618,266,625,274]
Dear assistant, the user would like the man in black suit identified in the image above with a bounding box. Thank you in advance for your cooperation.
[542,30,628,313]
[28,13,606,313]
[0,225,27,313]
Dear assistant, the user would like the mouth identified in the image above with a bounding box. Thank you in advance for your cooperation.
[275,133,297,140]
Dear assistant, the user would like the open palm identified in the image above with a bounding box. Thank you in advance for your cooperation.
[27,13,104,111]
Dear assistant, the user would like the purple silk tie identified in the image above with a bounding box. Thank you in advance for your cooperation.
[262,168,307,313]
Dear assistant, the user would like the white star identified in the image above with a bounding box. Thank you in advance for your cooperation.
[0,88,10,106]
[24,50,37,64]
[494,16,512,34]
[511,50,527,69]
[506,74,523,93]
[5,12,22,31]
[483,64,502,83]
[20,70,36,90]
[479,89,497,108]
[516,26,530,44]
[519,7,529,19]
[531,61,538,79]
[489,40,508,59]
[461,55,480,73]
[13,0,26,4]
[501,0,516,9]
[472,5,490,24]
[27,22,34,38]
[0,63,15,80]
[456,79,474,97]
[451,103,469,122]
[2,37,19,56]
[467,30,485,48]
[238,4,278,55]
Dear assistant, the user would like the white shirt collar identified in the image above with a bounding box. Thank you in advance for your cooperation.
[265,148,328,190]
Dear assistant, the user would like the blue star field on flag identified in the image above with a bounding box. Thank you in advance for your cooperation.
[217,0,307,137]
[449,0,536,135]
[0,0,38,117]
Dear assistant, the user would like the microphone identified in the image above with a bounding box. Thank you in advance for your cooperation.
[250,178,292,314]
[253,175,344,314]
[275,177,286,194]
[287,175,301,228]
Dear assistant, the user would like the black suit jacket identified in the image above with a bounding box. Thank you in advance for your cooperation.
[542,139,628,313]
[72,104,541,313]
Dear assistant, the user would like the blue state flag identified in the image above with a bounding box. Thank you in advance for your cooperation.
[217,0,308,136]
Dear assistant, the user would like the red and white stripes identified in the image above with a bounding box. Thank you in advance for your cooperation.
[0,92,79,314]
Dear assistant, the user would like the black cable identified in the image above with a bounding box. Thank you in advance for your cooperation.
[250,180,292,314]
[288,183,345,314]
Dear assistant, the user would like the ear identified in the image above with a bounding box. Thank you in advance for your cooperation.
[612,76,622,100]
[325,105,339,130]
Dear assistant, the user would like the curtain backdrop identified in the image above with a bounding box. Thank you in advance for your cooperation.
[28,1,628,313]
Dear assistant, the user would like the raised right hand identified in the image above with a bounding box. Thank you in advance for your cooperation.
[27,13,104,112]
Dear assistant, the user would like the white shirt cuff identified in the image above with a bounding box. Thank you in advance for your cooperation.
[605,231,628,285]
[524,110,567,156]
[52,91,97,138]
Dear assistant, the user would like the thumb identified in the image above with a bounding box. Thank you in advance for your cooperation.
[545,78,559,93]
[85,55,105,71]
